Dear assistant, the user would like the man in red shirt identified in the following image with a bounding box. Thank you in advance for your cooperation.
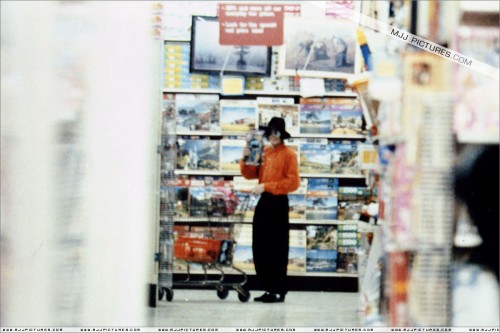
[240,117,300,303]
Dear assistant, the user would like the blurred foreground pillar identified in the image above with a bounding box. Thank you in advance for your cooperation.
[1,1,157,326]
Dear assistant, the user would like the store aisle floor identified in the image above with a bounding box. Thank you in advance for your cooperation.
[147,290,362,327]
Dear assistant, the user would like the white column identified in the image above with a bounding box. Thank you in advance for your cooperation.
[1,1,157,326]
[80,1,156,326]
[0,1,60,326]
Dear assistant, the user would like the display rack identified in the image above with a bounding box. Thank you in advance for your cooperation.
[155,100,177,303]
[160,85,378,288]
[153,2,381,305]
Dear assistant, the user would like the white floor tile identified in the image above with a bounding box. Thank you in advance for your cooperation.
[147,289,362,327]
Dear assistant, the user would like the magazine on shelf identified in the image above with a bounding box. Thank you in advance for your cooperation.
[305,194,338,220]
[234,191,259,218]
[337,246,358,273]
[328,97,363,135]
[209,185,237,217]
[331,109,363,133]
[305,178,339,220]
[233,224,254,271]
[307,177,339,191]
[306,224,338,272]
[284,138,300,164]
[331,109,363,135]
[257,97,300,136]
[299,142,332,174]
[220,99,258,133]
[232,177,259,218]
[220,138,246,171]
[306,249,338,272]
[288,193,306,219]
[291,178,308,195]
[244,130,264,166]
[338,187,371,201]
[176,136,220,171]
[299,103,332,134]
[189,226,231,240]
[245,76,264,91]
[188,186,212,217]
[330,141,360,174]
[175,186,190,217]
[233,244,254,271]
[306,225,338,250]
[288,229,307,272]
[175,94,220,133]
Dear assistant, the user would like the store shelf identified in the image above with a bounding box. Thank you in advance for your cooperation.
[173,216,378,231]
[245,89,359,98]
[176,130,366,140]
[292,219,379,232]
[294,133,366,140]
[289,271,358,278]
[163,88,220,94]
[174,269,358,278]
[300,173,365,179]
[175,169,366,178]
[175,170,240,176]
[163,88,358,98]
[174,216,251,223]
[176,131,224,136]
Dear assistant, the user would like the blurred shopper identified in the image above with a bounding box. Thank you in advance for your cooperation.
[452,145,499,326]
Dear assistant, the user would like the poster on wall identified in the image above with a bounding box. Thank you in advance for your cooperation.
[190,16,272,76]
[279,17,361,78]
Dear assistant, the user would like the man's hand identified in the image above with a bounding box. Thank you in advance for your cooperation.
[251,184,265,195]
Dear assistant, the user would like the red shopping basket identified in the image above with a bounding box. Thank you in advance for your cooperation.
[174,237,223,263]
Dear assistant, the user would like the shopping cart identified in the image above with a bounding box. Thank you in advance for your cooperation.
[171,189,252,302]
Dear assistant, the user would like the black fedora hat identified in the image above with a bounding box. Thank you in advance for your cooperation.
[263,117,291,140]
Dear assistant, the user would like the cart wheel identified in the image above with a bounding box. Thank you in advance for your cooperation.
[216,287,229,300]
[166,288,174,302]
[158,288,165,301]
[237,289,251,302]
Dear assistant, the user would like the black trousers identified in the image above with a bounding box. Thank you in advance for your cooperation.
[252,192,289,295]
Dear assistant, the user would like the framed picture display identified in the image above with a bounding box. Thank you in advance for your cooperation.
[220,138,246,171]
[279,17,361,78]
[190,16,272,77]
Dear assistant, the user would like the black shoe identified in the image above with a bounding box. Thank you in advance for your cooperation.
[261,293,285,303]
[254,292,271,302]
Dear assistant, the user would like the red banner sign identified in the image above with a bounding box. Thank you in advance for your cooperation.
[218,3,284,46]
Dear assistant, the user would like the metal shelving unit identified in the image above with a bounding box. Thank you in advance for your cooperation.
[157,34,379,293]
[162,88,359,97]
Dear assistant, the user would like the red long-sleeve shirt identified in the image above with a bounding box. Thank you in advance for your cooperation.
[239,143,300,195]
